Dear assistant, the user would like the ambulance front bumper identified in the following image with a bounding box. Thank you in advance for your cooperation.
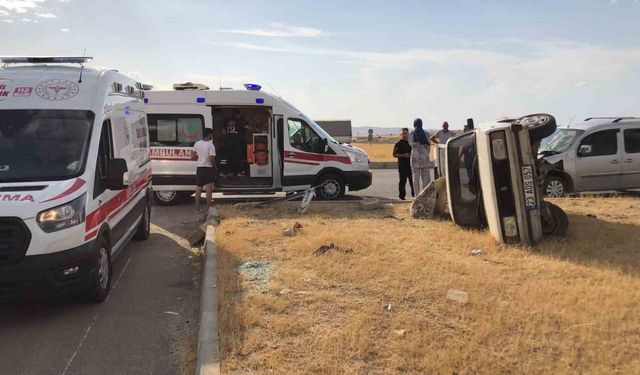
[0,240,99,300]
[345,171,372,191]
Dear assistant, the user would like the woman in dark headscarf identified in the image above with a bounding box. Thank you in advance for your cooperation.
[409,118,431,193]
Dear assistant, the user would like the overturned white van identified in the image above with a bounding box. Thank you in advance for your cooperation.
[0,57,151,302]
[144,84,372,204]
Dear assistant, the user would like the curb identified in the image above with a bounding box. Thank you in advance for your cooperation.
[196,210,220,375]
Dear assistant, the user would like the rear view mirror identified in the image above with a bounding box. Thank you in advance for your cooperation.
[578,144,592,156]
[323,138,329,153]
[106,158,129,190]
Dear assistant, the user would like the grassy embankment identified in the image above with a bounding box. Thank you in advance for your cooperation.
[216,197,640,374]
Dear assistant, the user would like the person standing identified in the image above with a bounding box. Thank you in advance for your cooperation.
[393,128,414,200]
[222,110,249,176]
[192,128,216,213]
[409,118,431,193]
[430,121,453,144]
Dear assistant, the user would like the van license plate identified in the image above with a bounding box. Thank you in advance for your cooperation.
[521,165,536,210]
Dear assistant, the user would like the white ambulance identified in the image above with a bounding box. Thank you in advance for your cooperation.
[144,84,371,204]
[0,57,151,302]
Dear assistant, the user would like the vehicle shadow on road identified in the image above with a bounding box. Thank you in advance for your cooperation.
[536,214,640,277]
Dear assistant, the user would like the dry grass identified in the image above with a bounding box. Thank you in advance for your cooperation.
[352,142,396,162]
[216,198,640,374]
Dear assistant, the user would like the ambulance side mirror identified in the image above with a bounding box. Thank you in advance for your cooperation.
[323,138,329,153]
[106,158,129,190]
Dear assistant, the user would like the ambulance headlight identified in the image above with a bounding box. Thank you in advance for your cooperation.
[345,150,368,164]
[37,193,86,233]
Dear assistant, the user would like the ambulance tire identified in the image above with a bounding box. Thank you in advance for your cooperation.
[541,203,569,237]
[316,173,345,200]
[518,113,557,141]
[153,191,179,206]
[133,199,151,241]
[83,236,112,303]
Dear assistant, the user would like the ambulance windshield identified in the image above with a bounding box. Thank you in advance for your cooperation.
[0,110,94,182]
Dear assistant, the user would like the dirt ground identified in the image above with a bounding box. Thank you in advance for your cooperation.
[215,197,640,374]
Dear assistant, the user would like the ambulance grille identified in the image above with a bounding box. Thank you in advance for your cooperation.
[0,218,31,264]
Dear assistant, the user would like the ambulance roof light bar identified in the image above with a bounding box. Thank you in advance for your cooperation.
[0,56,93,64]
[244,83,261,91]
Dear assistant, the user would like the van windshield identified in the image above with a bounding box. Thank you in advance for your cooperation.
[446,132,485,229]
[539,129,584,155]
[0,110,94,182]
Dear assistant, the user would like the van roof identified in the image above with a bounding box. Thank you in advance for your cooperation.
[562,117,640,130]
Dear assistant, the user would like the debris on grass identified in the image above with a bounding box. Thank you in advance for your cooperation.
[283,222,303,237]
[384,303,392,312]
[471,248,483,256]
[359,198,393,210]
[164,311,180,316]
[394,329,407,337]
[237,261,274,290]
[312,243,353,256]
[446,289,469,304]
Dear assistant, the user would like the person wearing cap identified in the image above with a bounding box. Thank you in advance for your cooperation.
[409,118,431,193]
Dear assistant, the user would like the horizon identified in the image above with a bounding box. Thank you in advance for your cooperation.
[2,1,639,128]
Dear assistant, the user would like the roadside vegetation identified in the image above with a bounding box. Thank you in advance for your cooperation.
[216,197,640,374]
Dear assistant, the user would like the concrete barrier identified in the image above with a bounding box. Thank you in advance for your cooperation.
[196,215,220,375]
[369,161,436,170]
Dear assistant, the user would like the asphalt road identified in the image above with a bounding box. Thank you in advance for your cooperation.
[0,204,202,375]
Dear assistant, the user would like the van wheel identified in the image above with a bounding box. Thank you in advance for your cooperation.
[541,203,569,237]
[83,237,112,303]
[133,201,151,241]
[316,173,345,200]
[518,113,557,141]
[153,191,179,206]
[544,176,566,198]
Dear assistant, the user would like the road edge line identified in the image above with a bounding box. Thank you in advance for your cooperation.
[196,210,220,375]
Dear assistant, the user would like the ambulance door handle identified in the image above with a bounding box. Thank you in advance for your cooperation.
[611,159,620,164]
[624,158,632,163]
[285,151,296,158]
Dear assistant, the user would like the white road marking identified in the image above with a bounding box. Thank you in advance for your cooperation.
[60,312,100,375]
[59,255,133,375]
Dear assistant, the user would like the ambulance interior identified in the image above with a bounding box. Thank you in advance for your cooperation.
[211,106,273,187]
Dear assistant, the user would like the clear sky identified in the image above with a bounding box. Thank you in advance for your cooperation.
[2,0,639,128]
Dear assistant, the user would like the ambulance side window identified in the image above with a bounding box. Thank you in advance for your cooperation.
[94,120,113,198]
[287,119,323,154]
[147,114,204,147]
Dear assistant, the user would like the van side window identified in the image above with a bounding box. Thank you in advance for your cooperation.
[578,130,618,157]
[147,114,204,147]
[94,120,113,198]
[287,119,323,154]
[624,129,640,154]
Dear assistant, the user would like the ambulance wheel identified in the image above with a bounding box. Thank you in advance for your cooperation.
[316,173,345,200]
[153,191,179,206]
[133,200,151,241]
[541,203,569,237]
[518,113,557,141]
[84,237,112,303]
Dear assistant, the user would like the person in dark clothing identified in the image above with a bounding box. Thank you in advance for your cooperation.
[393,127,415,200]
[222,110,249,176]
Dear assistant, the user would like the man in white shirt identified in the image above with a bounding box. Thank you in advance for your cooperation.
[192,128,216,213]
[430,121,453,144]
